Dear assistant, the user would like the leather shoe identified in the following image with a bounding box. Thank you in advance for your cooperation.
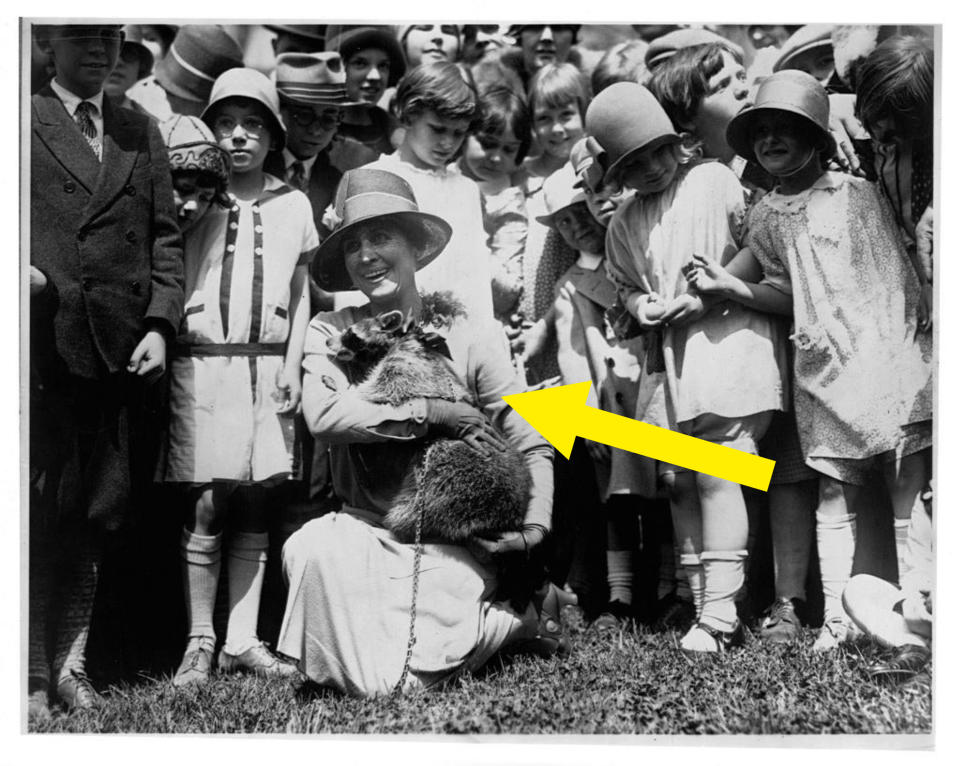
[759,597,804,643]
[173,643,215,687]
[56,669,101,711]
[218,642,300,677]
[868,644,931,685]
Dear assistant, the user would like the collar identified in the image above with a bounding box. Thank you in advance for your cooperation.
[50,78,104,116]
[282,147,318,178]
[576,251,603,271]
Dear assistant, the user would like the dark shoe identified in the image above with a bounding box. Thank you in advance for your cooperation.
[652,592,696,632]
[218,642,300,678]
[681,621,746,655]
[516,583,577,659]
[868,644,931,685]
[593,600,635,631]
[173,642,215,688]
[56,669,101,711]
[759,598,804,643]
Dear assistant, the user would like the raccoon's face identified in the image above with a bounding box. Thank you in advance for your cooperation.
[327,310,408,369]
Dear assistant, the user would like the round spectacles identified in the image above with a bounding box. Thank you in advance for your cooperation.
[213,115,267,137]
[287,109,341,130]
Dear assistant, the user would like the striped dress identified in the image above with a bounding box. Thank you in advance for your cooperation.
[162,174,319,483]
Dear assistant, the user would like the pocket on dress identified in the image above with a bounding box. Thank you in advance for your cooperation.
[791,324,843,387]
[263,303,290,342]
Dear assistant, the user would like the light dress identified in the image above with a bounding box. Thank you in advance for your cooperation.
[162,175,319,483]
[745,171,932,468]
[277,306,553,696]
[605,160,787,435]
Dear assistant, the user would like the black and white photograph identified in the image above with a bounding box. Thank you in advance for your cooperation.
[15,7,945,750]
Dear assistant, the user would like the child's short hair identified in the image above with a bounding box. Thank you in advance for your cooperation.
[395,61,480,125]
[855,35,933,141]
[476,87,533,164]
[527,62,590,119]
[647,42,745,131]
[591,41,650,95]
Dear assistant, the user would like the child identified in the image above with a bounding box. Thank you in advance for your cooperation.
[30,23,184,713]
[459,86,532,324]
[160,68,318,685]
[521,63,588,187]
[103,26,154,113]
[360,61,493,321]
[589,82,787,653]
[689,70,931,650]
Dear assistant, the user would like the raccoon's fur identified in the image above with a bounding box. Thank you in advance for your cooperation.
[329,293,530,543]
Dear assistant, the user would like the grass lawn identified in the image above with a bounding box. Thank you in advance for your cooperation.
[29,608,931,736]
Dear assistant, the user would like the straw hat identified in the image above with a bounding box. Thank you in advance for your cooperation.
[324,25,406,87]
[275,52,357,106]
[585,82,680,185]
[725,70,835,164]
[773,25,836,73]
[535,163,585,227]
[315,169,451,292]
[154,25,244,105]
[201,68,286,151]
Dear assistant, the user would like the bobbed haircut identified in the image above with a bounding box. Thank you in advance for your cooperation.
[591,40,650,95]
[527,62,590,119]
[476,86,533,164]
[395,61,480,126]
[855,35,933,141]
[647,42,745,131]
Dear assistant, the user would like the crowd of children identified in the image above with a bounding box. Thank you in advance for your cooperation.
[28,21,935,717]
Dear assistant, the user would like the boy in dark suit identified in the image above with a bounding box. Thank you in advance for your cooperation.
[29,23,184,716]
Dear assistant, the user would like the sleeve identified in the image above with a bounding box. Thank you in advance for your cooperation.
[300,314,431,443]
[744,203,793,296]
[470,321,554,530]
[145,118,185,335]
[604,206,651,302]
[296,192,320,266]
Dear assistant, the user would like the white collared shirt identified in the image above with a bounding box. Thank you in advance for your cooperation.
[50,78,105,145]
[282,147,318,184]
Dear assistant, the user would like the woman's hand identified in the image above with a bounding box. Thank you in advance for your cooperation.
[661,293,706,327]
[468,524,547,563]
[684,254,735,295]
[425,399,507,457]
[274,367,302,416]
[626,292,666,329]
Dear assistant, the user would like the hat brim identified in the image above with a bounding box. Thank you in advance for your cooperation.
[327,29,406,87]
[602,134,681,186]
[266,25,326,45]
[201,94,286,153]
[726,104,836,165]
[774,39,833,73]
[314,211,452,292]
[154,59,209,104]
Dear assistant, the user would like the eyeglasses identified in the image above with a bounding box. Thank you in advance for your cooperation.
[213,115,267,137]
[286,108,341,130]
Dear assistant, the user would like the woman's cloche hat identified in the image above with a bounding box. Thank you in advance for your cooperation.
[725,69,836,164]
[154,25,244,105]
[324,25,407,87]
[201,68,287,151]
[585,82,680,185]
[274,51,358,107]
[315,169,452,292]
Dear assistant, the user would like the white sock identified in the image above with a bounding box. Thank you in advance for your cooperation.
[906,498,934,595]
[894,518,911,589]
[679,552,704,619]
[224,531,269,655]
[606,550,635,605]
[181,528,222,642]
[816,511,856,625]
[699,550,746,633]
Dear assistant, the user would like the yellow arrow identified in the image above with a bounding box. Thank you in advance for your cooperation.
[503,381,775,492]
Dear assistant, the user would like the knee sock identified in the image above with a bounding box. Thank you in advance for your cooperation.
[181,528,222,644]
[699,551,746,632]
[606,550,635,605]
[894,517,911,590]
[29,550,52,684]
[679,552,704,619]
[658,539,677,600]
[53,534,102,682]
[224,531,269,655]
[816,511,856,625]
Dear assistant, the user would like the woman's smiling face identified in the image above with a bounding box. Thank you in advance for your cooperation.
[343,220,419,304]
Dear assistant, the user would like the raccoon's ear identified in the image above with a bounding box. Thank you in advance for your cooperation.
[378,310,405,333]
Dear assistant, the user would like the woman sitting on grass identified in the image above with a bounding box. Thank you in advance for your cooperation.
[276,168,572,696]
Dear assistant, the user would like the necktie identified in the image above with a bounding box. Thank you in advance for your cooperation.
[288,161,306,192]
[74,101,102,161]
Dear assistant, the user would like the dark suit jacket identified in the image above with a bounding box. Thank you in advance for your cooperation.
[31,85,184,382]
[265,149,343,244]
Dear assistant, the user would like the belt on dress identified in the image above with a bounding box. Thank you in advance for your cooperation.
[173,342,286,358]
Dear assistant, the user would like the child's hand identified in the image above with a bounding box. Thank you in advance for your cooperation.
[627,292,666,329]
[519,319,549,363]
[274,368,302,416]
[684,254,733,295]
[127,330,167,383]
[661,293,706,327]
[918,282,933,333]
[30,266,48,296]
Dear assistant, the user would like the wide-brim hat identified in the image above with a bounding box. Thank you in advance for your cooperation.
[773,24,836,73]
[645,28,744,69]
[201,68,286,151]
[159,114,232,205]
[315,168,451,292]
[535,163,586,227]
[726,70,835,164]
[265,24,326,50]
[324,25,406,87]
[585,82,680,185]
[120,25,155,80]
[275,51,358,107]
[569,135,606,192]
[155,25,244,105]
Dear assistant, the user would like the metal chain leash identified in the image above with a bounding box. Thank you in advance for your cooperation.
[392,499,424,696]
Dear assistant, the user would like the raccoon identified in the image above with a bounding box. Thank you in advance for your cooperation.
[327,293,530,543]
